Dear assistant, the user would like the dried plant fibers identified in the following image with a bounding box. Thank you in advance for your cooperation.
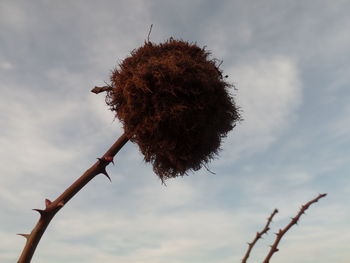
[107,38,240,180]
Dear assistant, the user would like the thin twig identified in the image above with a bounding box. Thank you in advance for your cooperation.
[262,193,327,263]
[147,24,153,42]
[91,86,114,94]
[17,133,129,263]
[241,209,278,263]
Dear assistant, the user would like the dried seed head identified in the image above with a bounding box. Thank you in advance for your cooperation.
[107,38,240,180]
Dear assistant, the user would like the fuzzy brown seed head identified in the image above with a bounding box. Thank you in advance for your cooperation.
[106,38,240,180]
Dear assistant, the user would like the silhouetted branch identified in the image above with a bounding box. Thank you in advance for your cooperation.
[262,193,327,263]
[241,208,278,263]
[17,133,129,263]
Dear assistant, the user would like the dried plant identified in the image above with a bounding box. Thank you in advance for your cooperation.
[16,39,239,262]
[106,39,240,180]
[242,193,327,263]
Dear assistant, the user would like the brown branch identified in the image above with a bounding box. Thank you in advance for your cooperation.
[241,208,278,263]
[17,133,129,263]
[91,86,114,94]
[262,193,327,263]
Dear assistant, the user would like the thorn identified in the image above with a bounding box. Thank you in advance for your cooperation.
[104,156,114,164]
[32,209,46,216]
[45,199,52,207]
[17,233,30,239]
[101,169,112,182]
[97,156,114,165]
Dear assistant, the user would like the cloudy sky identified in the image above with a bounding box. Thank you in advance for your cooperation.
[1,0,349,262]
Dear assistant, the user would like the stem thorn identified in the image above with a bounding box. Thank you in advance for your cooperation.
[17,233,30,239]
[101,169,112,182]
[45,199,52,207]
[32,209,46,216]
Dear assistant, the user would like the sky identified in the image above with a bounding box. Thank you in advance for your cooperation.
[0,0,349,262]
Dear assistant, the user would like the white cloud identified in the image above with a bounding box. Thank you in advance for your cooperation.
[0,61,14,70]
[9,189,335,263]
[0,1,27,31]
[0,88,75,170]
[221,56,302,162]
[44,66,121,128]
[87,94,121,128]
[330,103,350,141]
[35,206,252,263]
[132,180,198,211]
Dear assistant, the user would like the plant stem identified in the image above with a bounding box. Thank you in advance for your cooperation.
[17,133,129,263]
[262,193,327,263]
[241,209,278,263]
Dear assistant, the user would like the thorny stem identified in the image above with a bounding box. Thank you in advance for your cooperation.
[241,208,278,263]
[262,193,327,263]
[17,133,129,263]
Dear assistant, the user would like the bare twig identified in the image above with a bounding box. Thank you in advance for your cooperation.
[241,208,278,263]
[147,24,153,42]
[262,193,327,263]
[91,86,113,94]
[17,133,129,263]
